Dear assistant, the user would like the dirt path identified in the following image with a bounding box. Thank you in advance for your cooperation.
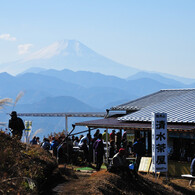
[51,166,195,195]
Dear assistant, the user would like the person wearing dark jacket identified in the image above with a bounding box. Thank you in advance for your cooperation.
[132,138,145,171]
[109,140,116,159]
[93,134,105,171]
[8,111,25,140]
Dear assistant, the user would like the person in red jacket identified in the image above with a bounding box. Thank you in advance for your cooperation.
[109,130,115,143]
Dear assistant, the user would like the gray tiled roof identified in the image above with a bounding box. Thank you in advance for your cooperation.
[111,89,194,111]
[117,89,195,123]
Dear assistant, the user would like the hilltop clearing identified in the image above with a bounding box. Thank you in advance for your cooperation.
[0,132,194,194]
[51,165,195,195]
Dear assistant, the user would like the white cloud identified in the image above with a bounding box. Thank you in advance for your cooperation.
[18,44,33,55]
[0,34,16,41]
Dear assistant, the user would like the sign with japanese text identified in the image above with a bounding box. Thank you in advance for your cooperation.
[151,113,168,173]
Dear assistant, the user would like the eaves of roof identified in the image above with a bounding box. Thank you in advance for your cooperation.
[75,117,195,132]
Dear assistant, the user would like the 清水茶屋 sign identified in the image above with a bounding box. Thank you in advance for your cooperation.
[151,113,168,173]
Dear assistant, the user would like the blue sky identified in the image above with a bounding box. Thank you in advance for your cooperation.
[0,0,195,78]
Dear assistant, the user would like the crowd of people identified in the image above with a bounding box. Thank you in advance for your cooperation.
[6,111,146,172]
[7,118,195,175]
[6,113,145,173]
[27,129,136,171]
[6,111,195,174]
[7,111,146,173]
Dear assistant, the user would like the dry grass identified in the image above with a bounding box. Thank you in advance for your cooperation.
[12,91,24,110]
[0,98,12,110]
[54,166,195,195]
[0,132,57,194]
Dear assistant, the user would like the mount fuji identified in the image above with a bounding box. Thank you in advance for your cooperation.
[1,40,139,78]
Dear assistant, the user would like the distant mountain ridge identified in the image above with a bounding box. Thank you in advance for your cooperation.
[127,71,186,87]
[0,40,139,78]
[1,69,194,138]
[1,69,194,110]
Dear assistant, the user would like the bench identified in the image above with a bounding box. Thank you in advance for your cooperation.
[181,174,195,186]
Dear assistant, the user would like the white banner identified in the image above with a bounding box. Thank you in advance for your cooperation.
[25,121,32,132]
[24,121,32,144]
[151,113,168,173]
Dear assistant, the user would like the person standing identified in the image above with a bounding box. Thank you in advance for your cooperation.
[102,129,110,142]
[30,136,37,145]
[50,137,59,157]
[93,134,105,171]
[115,131,121,151]
[8,111,25,140]
[109,141,116,159]
[93,129,100,142]
[132,138,145,171]
[191,156,195,176]
[110,130,116,143]
[41,138,51,151]
[36,137,41,145]
[122,130,127,148]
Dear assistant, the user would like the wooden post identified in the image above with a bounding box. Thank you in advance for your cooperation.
[65,115,68,135]
[106,128,108,163]
[88,127,91,163]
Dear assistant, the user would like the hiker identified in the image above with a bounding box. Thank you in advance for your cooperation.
[109,140,117,159]
[115,131,121,151]
[50,137,59,157]
[109,148,129,173]
[30,136,37,145]
[8,111,25,140]
[93,129,100,141]
[41,138,51,151]
[57,137,73,164]
[93,133,105,171]
[102,129,109,142]
[79,139,89,162]
[110,130,116,143]
[36,137,41,145]
[191,156,195,176]
[122,130,127,148]
[132,138,145,171]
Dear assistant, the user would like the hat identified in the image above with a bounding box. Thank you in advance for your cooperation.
[10,111,17,116]
[119,148,125,153]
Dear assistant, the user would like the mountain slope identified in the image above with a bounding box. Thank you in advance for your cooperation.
[127,71,186,87]
[1,40,139,78]
[39,68,129,88]
[0,70,191,111]
[16,96,100,113]
[0,72,136,109]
